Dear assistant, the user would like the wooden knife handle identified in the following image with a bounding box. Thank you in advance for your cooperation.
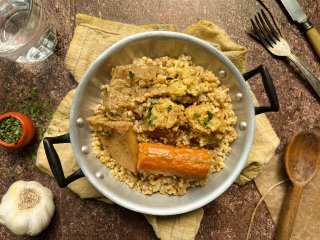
[305,26,320,59]
[275,183,302,240]
[301,19,320,59]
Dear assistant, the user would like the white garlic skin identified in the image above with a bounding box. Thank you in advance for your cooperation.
[0,181,55,236]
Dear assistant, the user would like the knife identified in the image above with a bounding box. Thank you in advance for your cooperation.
[280,0,320,58]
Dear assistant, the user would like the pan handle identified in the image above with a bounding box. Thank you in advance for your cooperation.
[242,65,279,115]
[43,133,85,188]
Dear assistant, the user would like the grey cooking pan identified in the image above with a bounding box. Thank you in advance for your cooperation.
[43,31,279,216]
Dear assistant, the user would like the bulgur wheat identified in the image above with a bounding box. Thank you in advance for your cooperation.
[89,55,237,195]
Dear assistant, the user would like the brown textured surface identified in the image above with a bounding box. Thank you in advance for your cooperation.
[0,0,319,239]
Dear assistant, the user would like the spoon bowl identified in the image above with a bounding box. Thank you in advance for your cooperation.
[285,131,320,184]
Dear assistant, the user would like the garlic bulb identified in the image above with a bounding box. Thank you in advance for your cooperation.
[0,181,55,236]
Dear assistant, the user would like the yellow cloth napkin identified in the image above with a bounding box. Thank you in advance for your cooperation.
[36,14,279,240]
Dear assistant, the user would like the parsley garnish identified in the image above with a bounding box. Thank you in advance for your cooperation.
[167,105,172,112]
[102,130,113,137]
[145,107,157,124]
[203,111,213,126]
[129,71,135,80]
[148,114,156,122]
[150,98,159,104]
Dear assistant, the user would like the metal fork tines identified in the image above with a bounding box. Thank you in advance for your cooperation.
[251,9,320,97]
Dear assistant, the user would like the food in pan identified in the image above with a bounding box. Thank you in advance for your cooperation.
[87,55,237,195]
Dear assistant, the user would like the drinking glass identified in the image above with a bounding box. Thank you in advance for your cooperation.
[0,0,57,62]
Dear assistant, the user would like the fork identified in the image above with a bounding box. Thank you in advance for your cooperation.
[251,10,320,97]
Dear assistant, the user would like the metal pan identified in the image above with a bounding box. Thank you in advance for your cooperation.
[43,31,279,215]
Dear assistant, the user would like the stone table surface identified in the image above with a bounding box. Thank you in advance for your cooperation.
[0,0,319,239]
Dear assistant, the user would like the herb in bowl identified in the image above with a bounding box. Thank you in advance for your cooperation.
[0,112,35,149]
[0,116,22,143]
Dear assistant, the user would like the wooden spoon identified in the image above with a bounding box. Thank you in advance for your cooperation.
[275,131,320,240]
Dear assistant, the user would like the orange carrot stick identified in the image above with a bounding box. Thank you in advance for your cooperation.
[137,143,212,177]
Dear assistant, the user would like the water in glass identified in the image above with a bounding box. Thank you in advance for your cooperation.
[0,0,57,62]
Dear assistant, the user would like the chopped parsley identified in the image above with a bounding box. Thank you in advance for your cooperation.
[102,129,113,137]
[12,87,55,141]
[145,107,157,124]
[0,116,22,143]
[47,127,52,134]
[167,105,172,112]
[150,98,159,104]
[148,114,157,122]
[203,111,213,126]
[129,71,135,80]
[18,87,53,120]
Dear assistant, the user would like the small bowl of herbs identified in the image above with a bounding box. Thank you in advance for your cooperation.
[0,112,35,149]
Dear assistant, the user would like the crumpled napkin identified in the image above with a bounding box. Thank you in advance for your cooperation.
[36,14,279,240]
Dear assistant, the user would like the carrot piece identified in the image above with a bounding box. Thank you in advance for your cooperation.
[137,143,212,177]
